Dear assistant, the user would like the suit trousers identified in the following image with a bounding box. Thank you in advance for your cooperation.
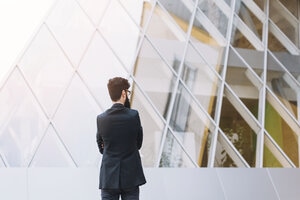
[101,187,139,200]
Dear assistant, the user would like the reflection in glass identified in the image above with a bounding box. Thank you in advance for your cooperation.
[145,2,187,68]
[197,0,229,38]
[269,0,298,47]
[268,31,288,53]
[185,43,223,118]
[214,132,239,167]
[230,1,265,51]
[190,5,226,46]
[231,22,256,50]
[160,83,214,167]
[264,102,299,167]
[130,83,165,167]
[276,0,298,18]
[219,98,257,167]
[225,53,260,118]
[267,53,299,119]
[263,142,283,168]
[158,0,195,33]
[133,38,177,117]
[228,46,264,80]
[160,129,197,168]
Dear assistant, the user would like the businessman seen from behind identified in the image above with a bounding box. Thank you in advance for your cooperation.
[96,77,146,200]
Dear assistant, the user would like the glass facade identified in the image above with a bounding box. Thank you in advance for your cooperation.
[0,0,299,168]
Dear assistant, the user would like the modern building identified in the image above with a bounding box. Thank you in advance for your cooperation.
[0,0,300,199]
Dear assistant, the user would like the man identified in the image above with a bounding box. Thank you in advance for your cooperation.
[96,77,146,200]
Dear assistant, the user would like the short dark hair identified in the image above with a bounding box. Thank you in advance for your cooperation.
[107,77,130,101]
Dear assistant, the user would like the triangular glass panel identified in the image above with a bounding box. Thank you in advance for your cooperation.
[129,82,166,167]
[214,130,250,167]
[268,31,289,53]
[167,82,216,167]
[190,4,225,47]
[0,68,49,167]
[269,1,298,45]
[219,94,258,167]
[197,0,229,38]
[235,1,263,41]
[98,0,142,69]
[18,24,74,118]
[134,38,177,118]
[263,142,284,168]
[184,42,222,120]
[78,32,128,110]
[52,74,101,167]
[29,125,76,167]
[226,47,261,118]
[189,7,227,67]
[159,129,198,167]
[267,52,298,119]
[76,0,110,25]
[158,0,196,34]
[253,0,264,11]
[145,2,187,63]
[275,0,298,18]
[264,101,298,167]
[118,0,148,30]
[46,0,96,67]
[269,51,300,81]
[214,139,237,167]
[231,17,256,50]
[228,46,263,78]
[225,0,232,7]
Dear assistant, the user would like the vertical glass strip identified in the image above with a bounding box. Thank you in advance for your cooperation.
[184,43,223,120]
[99,0,142,69]
[264,100,299,167]
[133,38,177,118]
[219,96,257,167]
[130,83,166,167]
[267,53,299,119]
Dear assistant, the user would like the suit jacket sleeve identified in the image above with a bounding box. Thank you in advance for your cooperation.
[136,112,143,150]
[96,116,104,154]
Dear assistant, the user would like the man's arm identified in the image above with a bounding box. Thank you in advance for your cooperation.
[96,117,104,154]
[136,112,143,150]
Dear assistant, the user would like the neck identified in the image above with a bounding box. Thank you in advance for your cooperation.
[113,100,124,105]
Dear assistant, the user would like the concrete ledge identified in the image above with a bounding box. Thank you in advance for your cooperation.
[0,168,27,200]
[0,168,300,200]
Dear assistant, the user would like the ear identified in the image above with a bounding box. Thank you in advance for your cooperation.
[121,90,126,97]
[121,90,126,100]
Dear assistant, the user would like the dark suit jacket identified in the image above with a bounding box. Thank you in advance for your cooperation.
[96,103,146,190]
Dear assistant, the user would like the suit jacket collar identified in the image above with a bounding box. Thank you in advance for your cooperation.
[111,103,125,109]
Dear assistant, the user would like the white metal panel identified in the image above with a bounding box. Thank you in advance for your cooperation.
[141,168,226,200]
[0,168,27,200]
[28,168,99,200]
[217,168,280,200]
[268,168,300,200]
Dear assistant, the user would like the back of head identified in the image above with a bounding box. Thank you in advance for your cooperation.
[107,77,130,101]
